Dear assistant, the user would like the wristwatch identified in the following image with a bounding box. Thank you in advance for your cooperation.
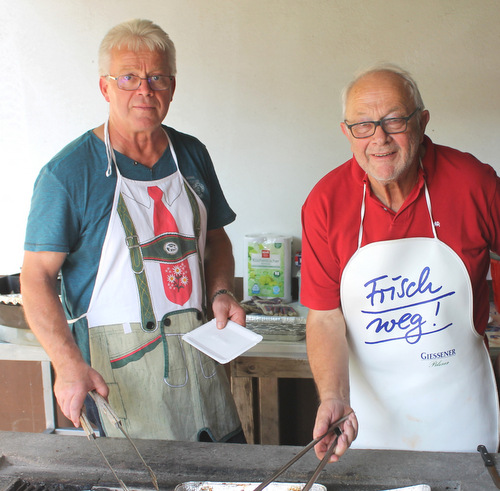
[210,289,237,304]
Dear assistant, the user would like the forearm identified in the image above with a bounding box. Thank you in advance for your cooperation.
[21,251,108,426]
[21,252,86,374]
[306,307,350,404]
[204,228,245,327]
[204,228,236,299]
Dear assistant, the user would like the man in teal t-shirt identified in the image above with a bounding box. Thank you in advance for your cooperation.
[21,19,245,443]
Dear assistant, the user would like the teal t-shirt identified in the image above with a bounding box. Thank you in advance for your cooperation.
[24,125,235,358]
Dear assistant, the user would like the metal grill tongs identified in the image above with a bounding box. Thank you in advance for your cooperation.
[253,412,353,491]
[80,390,159,491]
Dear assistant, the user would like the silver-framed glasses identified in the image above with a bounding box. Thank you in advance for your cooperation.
[106,74,174,91]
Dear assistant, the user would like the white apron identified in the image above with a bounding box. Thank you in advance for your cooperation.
[80,122,241,441]
[340,181,499,451]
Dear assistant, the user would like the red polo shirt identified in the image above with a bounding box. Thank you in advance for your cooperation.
[301,136,500,335]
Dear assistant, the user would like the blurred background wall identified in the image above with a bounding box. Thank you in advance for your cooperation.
[2,0,499,277]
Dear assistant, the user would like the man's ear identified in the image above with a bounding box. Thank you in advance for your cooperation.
[170,77,176,101]
[419,109,430,132]
[418,109,430,143]
[99,76,111,103]
[340,121,350,138]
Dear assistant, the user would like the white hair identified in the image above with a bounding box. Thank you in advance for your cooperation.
[98,19,176,76]
[341,63,425,119]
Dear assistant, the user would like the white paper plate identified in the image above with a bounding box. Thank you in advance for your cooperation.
[182,319,263,364]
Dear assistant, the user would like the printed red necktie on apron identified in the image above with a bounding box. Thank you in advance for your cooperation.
[147,185,193,305]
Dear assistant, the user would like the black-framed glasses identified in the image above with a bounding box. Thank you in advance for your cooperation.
[106,74,174,91]
[344,108,421,139]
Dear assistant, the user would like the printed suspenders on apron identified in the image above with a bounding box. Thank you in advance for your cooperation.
[340,179,499,452]
[79,122,241,441]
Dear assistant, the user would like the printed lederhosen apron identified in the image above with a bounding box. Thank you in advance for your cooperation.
[81,122,241,441]
[340,179,499,451]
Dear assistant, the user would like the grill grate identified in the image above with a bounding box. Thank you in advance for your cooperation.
[2,479,87,491]
[1,482,154,491]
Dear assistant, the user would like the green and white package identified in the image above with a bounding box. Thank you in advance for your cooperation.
[244,234,292,302]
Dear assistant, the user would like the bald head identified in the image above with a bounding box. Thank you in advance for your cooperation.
[339,65,430,195]
[342,65,425,119]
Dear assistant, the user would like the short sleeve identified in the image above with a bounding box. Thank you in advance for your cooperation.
[24,167,79,253]
[166,127,236,231]
[300,191,341,311]
[490,173,500,256]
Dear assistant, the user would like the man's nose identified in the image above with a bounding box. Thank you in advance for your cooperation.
[372,123,391,141]
[137,78,154,95]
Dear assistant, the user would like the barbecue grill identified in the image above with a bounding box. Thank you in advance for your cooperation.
[0,431,495,490]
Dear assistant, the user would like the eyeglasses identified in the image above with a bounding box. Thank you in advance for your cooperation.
[344,108,421,139]
[106,74,174,91]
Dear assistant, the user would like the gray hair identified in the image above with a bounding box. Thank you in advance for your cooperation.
[341,63,425,119]
[98,19,176,76]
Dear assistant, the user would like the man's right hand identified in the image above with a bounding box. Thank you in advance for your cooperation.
[312,398,358,462]
[53,361,109,428]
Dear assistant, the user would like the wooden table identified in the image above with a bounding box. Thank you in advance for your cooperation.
[230,340,312,445]
[0,341,56,432]
[230,334,500,445]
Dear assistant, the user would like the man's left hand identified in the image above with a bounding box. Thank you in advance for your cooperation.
[212,292,246,329]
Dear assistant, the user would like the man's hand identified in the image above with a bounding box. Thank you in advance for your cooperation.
[212,292,246,329]
[313,398,358,462]
[53,360,109,428]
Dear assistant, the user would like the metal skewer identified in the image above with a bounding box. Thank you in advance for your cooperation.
[81,391,159,491]
[80,412,131,491]
[301,426,342,491]
[252,411,353,491]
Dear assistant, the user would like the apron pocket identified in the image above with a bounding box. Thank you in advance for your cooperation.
[163,333,189,387]
[105,382,127,420]
[197,350,217,379]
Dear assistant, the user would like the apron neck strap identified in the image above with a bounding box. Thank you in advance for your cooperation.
[104,121,178,178]
[104,119,115,177]
[358,182,367,249]
[423,178,438,239]
[358,162,437,249]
